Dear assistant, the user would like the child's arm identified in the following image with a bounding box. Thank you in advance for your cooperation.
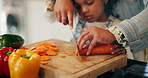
[77,26,116,55]
[77,7,148,55]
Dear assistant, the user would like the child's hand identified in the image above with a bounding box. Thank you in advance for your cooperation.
[54,0,74,29]
[79,44,126,55]
[77,26,116,55]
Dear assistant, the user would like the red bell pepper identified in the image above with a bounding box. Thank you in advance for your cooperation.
[0,47,16,77]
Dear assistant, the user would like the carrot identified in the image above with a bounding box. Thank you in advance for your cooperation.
[41,61,48,65]
[28,42,59,56]
[48,46,59,51]
[67,53,73,56]
[43,42,56,47]
[79,44,114,55]
[59,55,66,58]
[36,46,47,52]
[75,48,79,55]
[38,52,47,56]
[29,46,36,51]
[36,42,56,48]
[41,56,50,61]
[46,50,57,56]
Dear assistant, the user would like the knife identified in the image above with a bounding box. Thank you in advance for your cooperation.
[68,17,82,59]
[69,28,81,57]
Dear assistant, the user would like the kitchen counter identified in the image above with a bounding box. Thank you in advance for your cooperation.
[1,59,148,78]
[97,59,148,78]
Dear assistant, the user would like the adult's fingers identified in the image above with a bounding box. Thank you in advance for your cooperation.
[111,44,121,50]
[68,11,73,29]
[61,11,68,25]
[57,11,62,22]
[111,48,127,55]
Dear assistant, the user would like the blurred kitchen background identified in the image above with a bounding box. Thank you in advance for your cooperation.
[0,0,145,45]
[0,0,73,45]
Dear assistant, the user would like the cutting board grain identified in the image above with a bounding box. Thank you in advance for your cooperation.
[24,39,127,78]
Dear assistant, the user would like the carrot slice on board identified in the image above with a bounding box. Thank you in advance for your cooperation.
[41,61,48,65]
[46,50,57,56]
[41,56,50,61]
[75,48,79,55]
[59,55,66,58]
[36,46,47,52]
[67,53,73,56]
[38,52,47,56]
[48,46,59,51]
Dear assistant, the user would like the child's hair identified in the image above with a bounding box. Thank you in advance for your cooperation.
[72,0,119,18]
[104,0,118,17]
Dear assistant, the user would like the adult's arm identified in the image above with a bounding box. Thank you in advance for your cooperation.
[109,3,148,52]
[45,0,74,28]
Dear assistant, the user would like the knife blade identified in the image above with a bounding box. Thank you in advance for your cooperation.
[69,28,81,57]
[66,15,82,60]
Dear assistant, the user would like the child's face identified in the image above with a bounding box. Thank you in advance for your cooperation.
[75,0,108,22]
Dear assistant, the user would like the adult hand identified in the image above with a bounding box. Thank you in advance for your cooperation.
[111,41,127,55]
[77,26,116,55]
[54,0,74,29]
[111,46,127,55]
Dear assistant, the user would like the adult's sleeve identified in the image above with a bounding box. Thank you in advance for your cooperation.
[109,6,148,52]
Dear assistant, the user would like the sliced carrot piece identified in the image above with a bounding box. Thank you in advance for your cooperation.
[36,46,47,52]
[46,50,57,56]
[41,61,48,65]
[41,56,50,61]
[38,52,47,56]
[59,55,66,58]
[43,42,56,47]
[29,46,36,51]
[75,48,79,55]
[67,53,73,56]
[48,46,59,51]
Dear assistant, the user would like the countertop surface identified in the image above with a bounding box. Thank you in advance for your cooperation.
[98,59,148,78]
[1,59,148,78]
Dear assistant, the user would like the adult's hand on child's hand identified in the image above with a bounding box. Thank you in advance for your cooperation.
[111,47,127,55]
[54,0,74,29]
[77,26,116,55]
[111,42,127,55]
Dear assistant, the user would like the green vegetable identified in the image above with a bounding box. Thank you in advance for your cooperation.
[0,34,24,49]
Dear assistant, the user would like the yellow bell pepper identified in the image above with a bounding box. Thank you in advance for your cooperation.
[8,49,41,78]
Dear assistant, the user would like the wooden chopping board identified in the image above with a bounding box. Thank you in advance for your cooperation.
[24,39,127,78]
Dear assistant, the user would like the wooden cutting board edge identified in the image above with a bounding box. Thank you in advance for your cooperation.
[39,54,127,78]
[24,39,127,78]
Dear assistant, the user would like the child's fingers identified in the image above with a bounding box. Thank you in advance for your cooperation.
[86,38,97,55]
[79,34,92,50]
[77,30,89,46]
